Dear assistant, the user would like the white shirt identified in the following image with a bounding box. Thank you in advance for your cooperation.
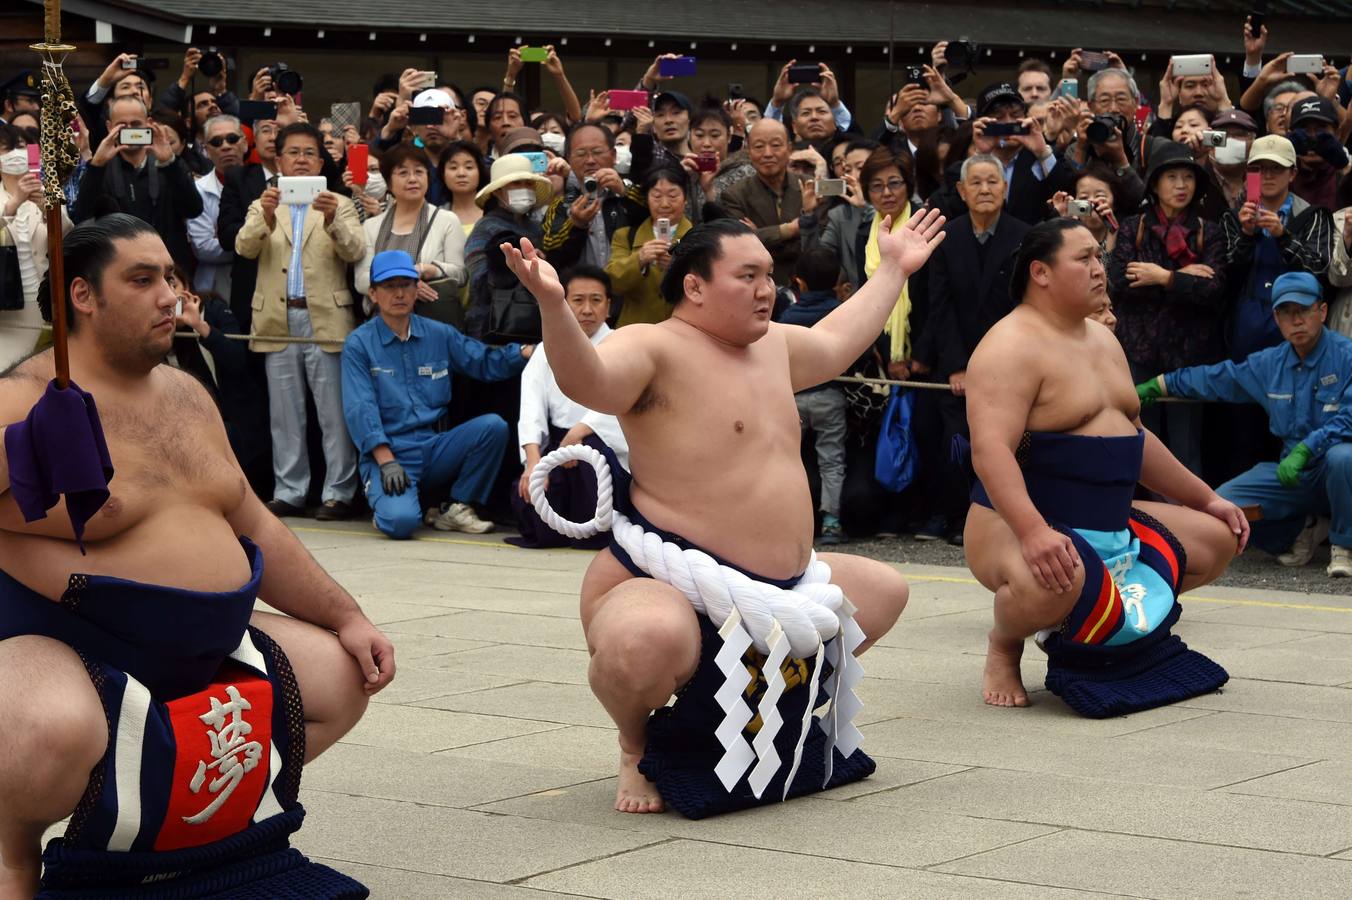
[187,169,232,295]
[518,323,629,468]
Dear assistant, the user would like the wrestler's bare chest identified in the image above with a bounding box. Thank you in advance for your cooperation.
[1029,332,1139,435]
[0,373,245,543]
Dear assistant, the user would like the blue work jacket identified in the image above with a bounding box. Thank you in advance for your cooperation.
[1163,327,1352,458]
[341,314,526,456]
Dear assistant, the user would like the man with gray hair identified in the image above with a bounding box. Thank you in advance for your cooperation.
[1263,80,1311,136]
[912,152,1030,543]
[188,113,246,296]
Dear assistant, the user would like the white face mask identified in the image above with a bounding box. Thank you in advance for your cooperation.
[614,144,633,175]
[0,149,28,176]
[364,171,387,198]
[540,132,566,154]
[506,187,536,213]
[1214,137,1249,167]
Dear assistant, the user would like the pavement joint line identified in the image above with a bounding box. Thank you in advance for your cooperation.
[918,825,1071,873]
[297,523,1352,611]
[428,725,607,758]
[1205,759,1339,795]
[405,700,609,731]
[839,765,978,802]
[506,836,679,886]
[308,856,588,897]
[462,775,618,813]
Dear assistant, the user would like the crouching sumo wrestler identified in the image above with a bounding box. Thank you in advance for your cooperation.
[0,216,394,898]
[964,219,1248,716]
[501,211,947,817]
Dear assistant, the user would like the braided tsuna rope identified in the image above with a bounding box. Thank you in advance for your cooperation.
[529,443,866,798]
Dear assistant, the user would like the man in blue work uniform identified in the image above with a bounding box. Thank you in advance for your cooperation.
[1137,272,1352,578]
[342,250,532,539]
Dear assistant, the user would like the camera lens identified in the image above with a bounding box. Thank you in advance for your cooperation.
[1086,115,1118,144]
[270,63,303,96]
[583,176,598,194]
[946,41,972,68]
[198,53,223,77]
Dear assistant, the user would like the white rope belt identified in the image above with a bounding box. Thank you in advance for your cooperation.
[530,443,865,799]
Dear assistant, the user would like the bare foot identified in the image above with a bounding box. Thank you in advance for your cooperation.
[982,634,1029,708]
[614,750,664,814]
[0,860,40,900]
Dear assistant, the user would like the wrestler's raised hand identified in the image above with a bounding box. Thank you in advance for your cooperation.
[337,615,397,695]
[501,237,565,305]
[878,206,946,277]
[1020,523,1081,594]
[1201,492,1251,553]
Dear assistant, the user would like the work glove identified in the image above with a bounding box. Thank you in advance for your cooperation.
[1276,442,1312,488]
[380,460,409,495]
[1135,376,1166,407]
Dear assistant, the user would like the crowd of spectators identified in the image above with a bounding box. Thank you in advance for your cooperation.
[1,12,1349,577]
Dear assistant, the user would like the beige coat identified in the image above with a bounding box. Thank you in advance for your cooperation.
[235,195,365,352]
[1325,208,1352,340]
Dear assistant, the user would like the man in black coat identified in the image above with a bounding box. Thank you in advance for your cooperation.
[912,154,1030,541]
[968,82,1061,226]
[217,119,281,332]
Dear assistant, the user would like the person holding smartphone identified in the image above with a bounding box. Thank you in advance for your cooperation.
[604,165,693,327]
[0,125,73,368]
[1107,141,1227,476]
[968,83,1061,225]
[71,96,204,270]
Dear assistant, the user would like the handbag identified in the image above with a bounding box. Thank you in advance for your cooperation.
[393,206,467,330]
[873,387,917,493]
[842,343,889,436]
[486,281,542,343]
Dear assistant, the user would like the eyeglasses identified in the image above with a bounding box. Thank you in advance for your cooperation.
[281,148,320,159]
[206,134,243,148]
[1275,303,1321,320]
[869,178,908,195]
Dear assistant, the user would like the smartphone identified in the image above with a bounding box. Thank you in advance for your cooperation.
[519,46,549,63]
[904,66,927,88]
[329,101,361,132]
[814,178,846,197]
[1248,12,1265,38]
[520,151,548,174]
[695,153,719,173]
[653,217,673,242]
[26,145,41,173]
[237,100,278,122]
[419,71,437,89]
[1171,54,1213,78]
[348,144,369,186]
[1246,170,1262,201]
[175,297,183,318]
[1134,104,1152,131]
[1079,50,1111,72]
[985,122,1030,137]
[1288,54,1324,76]
[118,127,154,146]
[408,106,445,125]
[788,63,823,84]
[659,56,697,78]
[277,175,326,205]
[609,89,649,111]
[1057,78,1079,100]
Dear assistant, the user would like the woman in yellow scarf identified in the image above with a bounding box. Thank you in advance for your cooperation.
[859,149,921,371]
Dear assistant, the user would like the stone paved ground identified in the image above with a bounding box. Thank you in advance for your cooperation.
[282,521,1352,899]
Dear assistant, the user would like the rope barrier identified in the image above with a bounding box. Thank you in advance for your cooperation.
[0,324,1196,399]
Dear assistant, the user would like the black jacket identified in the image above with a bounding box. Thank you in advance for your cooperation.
[71,156,203,268]
[217,163,269,331]
[914,212,1029,377]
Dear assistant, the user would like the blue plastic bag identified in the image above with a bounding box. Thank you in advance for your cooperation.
[873,387,917,492]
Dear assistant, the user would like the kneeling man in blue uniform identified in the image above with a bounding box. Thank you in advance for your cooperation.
[1138,272,1352,578]
[342,251,531,539]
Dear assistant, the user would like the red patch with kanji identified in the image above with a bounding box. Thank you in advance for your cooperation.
[154,663,274,850]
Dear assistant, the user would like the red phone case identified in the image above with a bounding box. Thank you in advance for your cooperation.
[1246,172,1262,202]
[348,145,369,186]
[609,90,649,111]
[26,145,41,173]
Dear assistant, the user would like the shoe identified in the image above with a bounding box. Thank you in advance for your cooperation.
[265,498,307,518]
[915,515,948,542]
[947,531,965,547]
[820,514,847,546]
[424,501,495,534]
[1329,546,1352,579]
[313,500,354,522]
[1278,516,1330,567]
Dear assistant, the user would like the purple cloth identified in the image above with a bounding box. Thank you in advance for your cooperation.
[4,379,114,554]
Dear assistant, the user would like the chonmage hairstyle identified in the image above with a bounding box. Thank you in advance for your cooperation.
[1009,217,1090,303]
[37,213,159,329]
[658,218,754,304]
